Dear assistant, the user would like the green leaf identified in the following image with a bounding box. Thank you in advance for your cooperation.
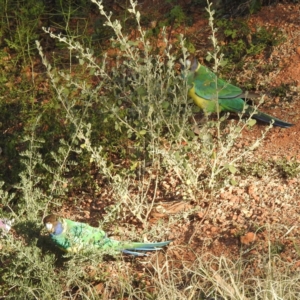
[225,163,237,174]
[206,54,212,62]
[230,178,238,185]
[128,40,139,46]
[247,119,257,127]
[228,165,237,174]
[61,88,70,97]
[130,161,139,171]
[162,101,169,109]
[136,86,147,96]
[219,59,228,67]
[139,129,147,136]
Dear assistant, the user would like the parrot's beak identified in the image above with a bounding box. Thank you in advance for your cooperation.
[185,59,191,70]
[45,223,53,232]
[180,59,191,72]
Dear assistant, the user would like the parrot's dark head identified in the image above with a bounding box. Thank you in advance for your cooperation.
[181,59,200,85]
[43,214,63,234]
[190,59,199,72]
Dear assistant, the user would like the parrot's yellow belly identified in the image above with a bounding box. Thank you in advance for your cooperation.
[188,85,217,113]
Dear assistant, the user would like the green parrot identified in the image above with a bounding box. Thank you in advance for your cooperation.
[185,59,293,128]
[43,214,171,256]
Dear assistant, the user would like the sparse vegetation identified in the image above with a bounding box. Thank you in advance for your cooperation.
[0,0,299,299]
[216,18,286,63]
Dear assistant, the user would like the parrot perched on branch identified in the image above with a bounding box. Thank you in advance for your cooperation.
[185,59,293,128]
[43,214,171,256]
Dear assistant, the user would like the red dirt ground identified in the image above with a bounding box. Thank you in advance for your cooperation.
[57,2,300,293]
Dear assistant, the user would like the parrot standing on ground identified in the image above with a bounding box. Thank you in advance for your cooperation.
[43,214,171,256]
[185,59,293,128]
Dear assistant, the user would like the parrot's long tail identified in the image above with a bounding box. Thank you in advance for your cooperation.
[116,240,172,256]
[246,107,294,128]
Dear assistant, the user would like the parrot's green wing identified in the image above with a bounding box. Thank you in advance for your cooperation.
[187,61,243,100]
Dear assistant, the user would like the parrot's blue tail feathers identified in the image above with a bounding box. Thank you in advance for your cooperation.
[252,112,294,128]
[120,240,172,256]
[244,107,294,128]
[130,247,163,251]
[122,250,148,256]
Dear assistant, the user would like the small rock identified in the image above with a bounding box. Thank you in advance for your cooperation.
[240,232,257,245]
